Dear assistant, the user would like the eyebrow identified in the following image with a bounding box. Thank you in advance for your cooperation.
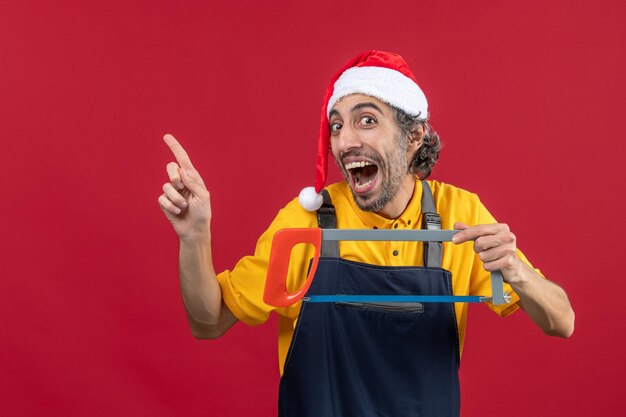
[328,101,385,120]
[351,102,384,115]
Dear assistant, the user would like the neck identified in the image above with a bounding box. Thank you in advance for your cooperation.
[376,176,417,219]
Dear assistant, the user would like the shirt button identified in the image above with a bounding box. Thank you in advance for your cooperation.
[407,219,412,225]
[392,250,399,256]
[393,224,398,229]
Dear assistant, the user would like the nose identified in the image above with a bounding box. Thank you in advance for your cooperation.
[335,124,361,153]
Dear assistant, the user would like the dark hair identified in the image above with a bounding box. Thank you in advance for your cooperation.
[392,107,442,179]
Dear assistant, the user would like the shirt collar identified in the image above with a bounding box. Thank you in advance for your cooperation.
[345,179,423,229]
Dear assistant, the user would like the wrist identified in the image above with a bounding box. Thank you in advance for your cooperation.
[179,231,212,247]
[178,220,212,244]
[505,260,533,286]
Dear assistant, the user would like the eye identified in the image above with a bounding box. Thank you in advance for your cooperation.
[330,122,342,133]
[359,115,376,126]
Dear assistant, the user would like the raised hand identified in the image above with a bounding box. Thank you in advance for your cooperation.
[158,134,212,242]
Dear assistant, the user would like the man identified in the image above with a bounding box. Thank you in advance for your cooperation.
[158,51,574,417]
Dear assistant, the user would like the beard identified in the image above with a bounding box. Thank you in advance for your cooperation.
[336,133,409,212]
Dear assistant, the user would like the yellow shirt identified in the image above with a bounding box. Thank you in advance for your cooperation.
[217,180,535,375]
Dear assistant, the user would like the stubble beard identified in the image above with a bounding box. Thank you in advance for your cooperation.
[338,134,409,212]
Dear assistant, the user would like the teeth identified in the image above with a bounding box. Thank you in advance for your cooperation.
[344,161,373,170]
[353,178,373,192]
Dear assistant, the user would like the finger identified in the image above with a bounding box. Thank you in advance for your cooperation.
[483,250,519,272]
[180,168,209,200]
[163,134,196,170]
[476,245,503,264]
[453,222,469,230]
[452,223,504,244]
[166,162,185,190]
[158,194,182,216]
[180,166,206,188]
[473,235,501,252]
[162,183,189,209]
[451,222,469,244]
[451,222,468,244]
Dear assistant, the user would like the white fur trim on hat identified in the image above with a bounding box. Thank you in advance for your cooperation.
[327,66,428,120]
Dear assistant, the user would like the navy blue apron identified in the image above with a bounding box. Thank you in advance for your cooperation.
[278,182,460,417]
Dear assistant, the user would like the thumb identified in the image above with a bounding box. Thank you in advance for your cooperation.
[452,222,469,244]
[180,168,207,199]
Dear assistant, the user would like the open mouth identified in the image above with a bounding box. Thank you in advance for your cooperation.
[344,160,379,193]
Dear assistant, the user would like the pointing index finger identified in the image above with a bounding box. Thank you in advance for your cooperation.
[163,133,195,170]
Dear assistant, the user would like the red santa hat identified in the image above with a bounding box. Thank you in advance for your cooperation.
[298,50,429,211]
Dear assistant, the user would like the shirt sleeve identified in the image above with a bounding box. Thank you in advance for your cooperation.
[216,198,317,326]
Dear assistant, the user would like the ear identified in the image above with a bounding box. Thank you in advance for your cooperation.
[408,123,425,152]
[405,124,425,170]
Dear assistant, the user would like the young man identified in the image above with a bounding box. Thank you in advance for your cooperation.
[158,50,574,417]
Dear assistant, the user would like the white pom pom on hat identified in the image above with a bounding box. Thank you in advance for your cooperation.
[299,187,324,212]
[299,50,428,211]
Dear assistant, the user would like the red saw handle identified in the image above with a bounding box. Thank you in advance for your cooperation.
[263,228,322,307]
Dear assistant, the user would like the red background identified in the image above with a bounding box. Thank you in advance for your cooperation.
[1,1,624,415]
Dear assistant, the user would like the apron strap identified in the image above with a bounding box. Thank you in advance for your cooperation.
[421,181,443,268]
[317,183,443,267]
[317,189,340,258]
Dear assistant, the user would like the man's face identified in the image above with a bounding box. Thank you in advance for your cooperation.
[329,94,413,212]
